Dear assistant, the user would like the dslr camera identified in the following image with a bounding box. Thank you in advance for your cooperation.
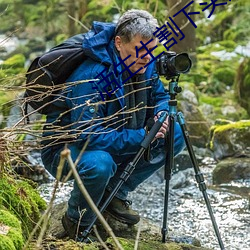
[156,51,192,79]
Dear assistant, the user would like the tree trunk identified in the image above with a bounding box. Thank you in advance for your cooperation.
[166,0,196,59]
[67,0,77,36]
[78,0,88,20]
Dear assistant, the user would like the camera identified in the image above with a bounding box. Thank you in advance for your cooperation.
[156,51,192,79]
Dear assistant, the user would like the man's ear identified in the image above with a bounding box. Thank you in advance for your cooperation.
[115,36,122,51]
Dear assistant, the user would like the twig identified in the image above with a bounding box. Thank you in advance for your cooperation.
[134,217,142,250]
[68,14,89,31]
[93,225,110,250]
[61,148,124,250]
[22,154,65,249]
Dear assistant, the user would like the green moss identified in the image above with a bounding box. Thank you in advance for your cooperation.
[0,235,16,250]
[7,228,24,249]
[0,175,47,239]
[209,120,250,151]
[0,209,24,249]
[213,120,250,133]
[0,209,21,229]
[1,54,25,69]
[199,95,224,107]
[213,67,236,86]
[106,237,208,250]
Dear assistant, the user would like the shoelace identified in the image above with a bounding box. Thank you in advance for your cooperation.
[123,199,132,209]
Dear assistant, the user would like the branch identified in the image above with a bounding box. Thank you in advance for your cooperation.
[62,148,124,250]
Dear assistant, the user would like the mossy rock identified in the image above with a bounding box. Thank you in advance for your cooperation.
[213,157,250,184]
[0,209,24,250]
[209,120,250,160]
[0,174,47,239]
[199,92,249,122]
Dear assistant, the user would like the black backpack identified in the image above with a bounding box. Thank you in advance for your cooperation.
[24,34,86,115]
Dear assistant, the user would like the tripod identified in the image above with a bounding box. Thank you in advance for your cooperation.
[162,77,225,249]
[82,77,225,250]
[81,111,168,241]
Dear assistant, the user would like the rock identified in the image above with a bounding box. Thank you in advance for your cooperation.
[181,89,199,105]
[179,100,211,148]
[45,202,211,250]
[209,120,250,160]
[213,157,250,184]
[170,168,193,189]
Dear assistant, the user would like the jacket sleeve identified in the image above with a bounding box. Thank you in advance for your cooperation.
[65,62,146,156]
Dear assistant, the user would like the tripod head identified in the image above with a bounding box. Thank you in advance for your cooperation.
[168,76,182,100]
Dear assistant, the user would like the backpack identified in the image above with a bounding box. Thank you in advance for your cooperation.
[24,34,87,115]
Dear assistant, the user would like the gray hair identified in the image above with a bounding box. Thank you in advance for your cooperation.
[115,9,158,43]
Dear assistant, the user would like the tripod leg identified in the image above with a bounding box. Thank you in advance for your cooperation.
[162,114,175,243]
[177,112,225,250]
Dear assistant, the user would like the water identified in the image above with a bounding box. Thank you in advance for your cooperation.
[38,157,250,250]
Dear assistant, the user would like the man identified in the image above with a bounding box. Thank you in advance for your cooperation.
[41,9,185,241]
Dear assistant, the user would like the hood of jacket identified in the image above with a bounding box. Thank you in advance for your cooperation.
[82,21,116,66]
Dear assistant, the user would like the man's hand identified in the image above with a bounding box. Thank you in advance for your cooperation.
[154,111,169,139]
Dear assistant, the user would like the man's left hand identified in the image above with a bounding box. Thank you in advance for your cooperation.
[154,111,169,139]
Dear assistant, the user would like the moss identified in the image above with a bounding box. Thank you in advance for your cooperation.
[0,175,47,239]
[0,209,21,229]
[213,120,250,133]
[213,67,236,86]
[7,228,24,249]
[0,235,16,250]
[209,120,250,151]
[0,209,24,249]
[106,237,209,250]
[199,95,224,107]
[1,54,25,69]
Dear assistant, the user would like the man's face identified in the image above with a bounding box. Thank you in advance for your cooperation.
[115,35,157,74]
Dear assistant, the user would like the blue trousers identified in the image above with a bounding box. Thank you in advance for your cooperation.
[41,123,185,226]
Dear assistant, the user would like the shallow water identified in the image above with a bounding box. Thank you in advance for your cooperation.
[38,157,250,250]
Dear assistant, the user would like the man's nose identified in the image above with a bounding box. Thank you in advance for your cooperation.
[142,52,151,60]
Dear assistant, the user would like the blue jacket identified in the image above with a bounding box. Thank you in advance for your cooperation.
[44,21,170,156]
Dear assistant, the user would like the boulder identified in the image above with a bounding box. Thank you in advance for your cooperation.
[209,120,250,160]
[179,100,211,148]
[213,157,250,184]
[42,202,211,250]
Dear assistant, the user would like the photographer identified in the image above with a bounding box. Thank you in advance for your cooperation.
[41,9,185,241]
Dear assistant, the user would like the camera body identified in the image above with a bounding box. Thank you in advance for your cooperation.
[156,51,192,79]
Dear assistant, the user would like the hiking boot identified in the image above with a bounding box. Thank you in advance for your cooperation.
[105,196,140,225]
[61,213,97,243]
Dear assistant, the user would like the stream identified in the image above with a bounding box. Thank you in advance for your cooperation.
[38,155,250,250]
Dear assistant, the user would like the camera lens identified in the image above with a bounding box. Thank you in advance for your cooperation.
[174,53,192,73]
